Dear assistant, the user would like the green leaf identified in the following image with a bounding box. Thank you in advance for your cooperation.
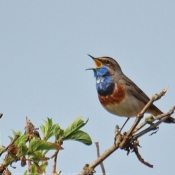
[30,164,39,174]
[8,130,23,141]
[18,145,29,156]
[8,136,13,141]
[54,125,64,141]
[40,164,47,171]
[40,118,61,141]
[12,130,22,137]
[63,130,92,145]
[28,151,48,161]
[0,147,4,152]
[29,139,62,151]
[3,154,14,166]
[64,116,88,138]
[14,134,28,147]
[23,170,27,175]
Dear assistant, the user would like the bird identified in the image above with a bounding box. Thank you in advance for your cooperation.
[87,55,175,124]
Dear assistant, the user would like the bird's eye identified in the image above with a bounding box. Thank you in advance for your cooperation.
[104,60,110,65]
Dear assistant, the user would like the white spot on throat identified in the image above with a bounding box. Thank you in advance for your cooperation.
[96,77,104,84]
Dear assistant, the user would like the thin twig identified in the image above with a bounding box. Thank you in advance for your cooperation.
[27,156,32,175]
[0,134,19,156]
[119,88,167,149]
[51,150,59,174]
[79,89,171,174]
[133,103,175,134]
[133,106,175,140]
[79,132,122,175]
[133,142,153,168]
[95,142,106,175]
[133,115,154,133]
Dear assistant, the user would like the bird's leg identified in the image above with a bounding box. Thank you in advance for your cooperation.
[114,118,130,145]
[120,118,130,132]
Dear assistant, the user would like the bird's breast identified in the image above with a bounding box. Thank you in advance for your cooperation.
[98,84,125,106]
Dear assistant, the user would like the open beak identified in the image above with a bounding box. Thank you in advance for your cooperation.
[86,54,103,70]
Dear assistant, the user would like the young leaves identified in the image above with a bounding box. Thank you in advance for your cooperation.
[0,116,92,174]
[63,116,92,145]
[40,118,63,141]
[29,139,62,152]
[40,117,92,145]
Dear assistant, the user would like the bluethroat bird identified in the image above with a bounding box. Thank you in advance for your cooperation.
[87,55,175,124]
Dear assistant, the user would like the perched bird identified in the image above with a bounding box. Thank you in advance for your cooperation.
[87,55,175,123]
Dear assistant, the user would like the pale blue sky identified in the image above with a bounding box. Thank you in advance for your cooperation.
[0,1,175,174]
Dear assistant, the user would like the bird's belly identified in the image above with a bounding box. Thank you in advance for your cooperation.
[102,95,144,117]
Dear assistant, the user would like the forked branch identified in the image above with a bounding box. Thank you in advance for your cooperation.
[79,88,174,175]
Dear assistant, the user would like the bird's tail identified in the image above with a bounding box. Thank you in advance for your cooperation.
[148,105,175,124]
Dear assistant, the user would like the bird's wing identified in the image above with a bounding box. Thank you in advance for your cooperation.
[119,75,164,112]
[118,75,175,123]
[119,75,150,105]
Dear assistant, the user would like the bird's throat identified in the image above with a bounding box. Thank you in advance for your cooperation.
[96,76,115,96]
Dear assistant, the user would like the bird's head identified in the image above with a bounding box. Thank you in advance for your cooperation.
[86,55,122,77]
[87,55,123,96]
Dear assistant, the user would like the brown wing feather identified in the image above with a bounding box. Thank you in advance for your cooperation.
[118,74,175,123]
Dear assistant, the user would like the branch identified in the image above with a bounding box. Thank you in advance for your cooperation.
[51,150,59,174]
[0,134,19,156]
[133,106,175,140]
[79,130,122,175]
[132,141,153,168]
[119,88,167,149]
[79,88,173,174]
[95,142,106,175]
[51,138,63,175]
[133,105,175,134]
[133,115,154,134]
[27,156,32,175]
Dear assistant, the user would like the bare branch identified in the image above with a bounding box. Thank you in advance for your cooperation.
[119,88,167,149]
[132,141,153,168]
[133,115,154,133]
[79,131,122,175]
[95,142,106,175]
[79,88,174,174]
[27,156,32,175]
[133,106,175,140]
[51,150,59,174]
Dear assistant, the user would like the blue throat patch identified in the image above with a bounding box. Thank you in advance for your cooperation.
[93,66,115,96]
